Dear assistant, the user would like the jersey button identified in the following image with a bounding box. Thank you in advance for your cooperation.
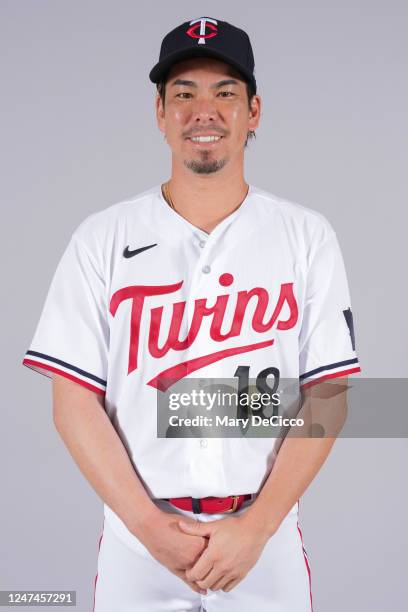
[200,439,208,448]
[198,240,206,248]
[202,265,211,274]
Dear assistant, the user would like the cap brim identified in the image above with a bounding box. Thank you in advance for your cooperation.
[149,47,255,89]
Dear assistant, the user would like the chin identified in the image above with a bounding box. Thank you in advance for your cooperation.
[183,157,229,175]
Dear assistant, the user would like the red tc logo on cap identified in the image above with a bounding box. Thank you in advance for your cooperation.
[187,17,218,45]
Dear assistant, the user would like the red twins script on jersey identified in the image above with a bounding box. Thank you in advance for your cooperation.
[109,272,298,391]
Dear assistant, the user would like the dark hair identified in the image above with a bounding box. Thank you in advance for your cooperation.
[156,74,257,146]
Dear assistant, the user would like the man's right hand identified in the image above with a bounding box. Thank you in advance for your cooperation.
[135,508,209,594]
[51,377,208,593]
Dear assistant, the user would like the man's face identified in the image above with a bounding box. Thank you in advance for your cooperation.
[156,57,261,175]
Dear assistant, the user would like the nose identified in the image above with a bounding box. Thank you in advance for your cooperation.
[191,96,218,123]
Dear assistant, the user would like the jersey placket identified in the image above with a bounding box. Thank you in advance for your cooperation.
[182,218,237,496]
[152,185,256,496]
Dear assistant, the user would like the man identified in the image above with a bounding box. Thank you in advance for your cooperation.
[22,16,361,612]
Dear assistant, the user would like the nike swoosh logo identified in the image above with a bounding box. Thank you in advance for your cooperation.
[123,243,157,258]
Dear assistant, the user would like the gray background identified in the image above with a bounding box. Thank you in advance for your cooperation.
[2,1,407,610]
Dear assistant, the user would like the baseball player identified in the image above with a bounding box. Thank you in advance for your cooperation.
[22,16,361,612]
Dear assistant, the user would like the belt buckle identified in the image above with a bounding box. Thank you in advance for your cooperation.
[224,495,240,513]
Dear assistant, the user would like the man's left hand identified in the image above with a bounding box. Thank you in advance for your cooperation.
[178,512,271,593]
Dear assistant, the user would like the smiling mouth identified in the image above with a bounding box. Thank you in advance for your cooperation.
[186,135,224,145]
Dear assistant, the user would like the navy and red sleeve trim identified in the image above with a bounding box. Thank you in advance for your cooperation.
[22,350,107,396]
[299,357,361,390]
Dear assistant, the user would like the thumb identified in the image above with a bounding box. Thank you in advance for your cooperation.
[178,520,214,537]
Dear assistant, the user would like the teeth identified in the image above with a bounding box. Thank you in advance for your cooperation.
[190,135,222,142]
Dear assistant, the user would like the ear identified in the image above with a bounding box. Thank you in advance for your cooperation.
[156,93,166,135]
[248,94,261,132]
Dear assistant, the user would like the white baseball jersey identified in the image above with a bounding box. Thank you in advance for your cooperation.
[22,183,361,549]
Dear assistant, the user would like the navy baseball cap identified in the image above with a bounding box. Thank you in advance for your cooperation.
[149,17,257,93]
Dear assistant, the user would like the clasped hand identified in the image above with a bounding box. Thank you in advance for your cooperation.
[178,512,270,593]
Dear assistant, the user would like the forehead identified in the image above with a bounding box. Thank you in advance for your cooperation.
[166,57,245,84]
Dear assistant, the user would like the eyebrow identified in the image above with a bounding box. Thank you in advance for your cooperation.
[170,78,239,88]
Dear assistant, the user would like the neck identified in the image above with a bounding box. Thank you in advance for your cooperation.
[166,161,249,233]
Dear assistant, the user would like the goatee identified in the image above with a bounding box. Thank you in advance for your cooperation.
[184,152,227,175]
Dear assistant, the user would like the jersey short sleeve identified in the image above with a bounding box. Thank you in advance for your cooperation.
[22,229,109,396]
[298,226,361,390]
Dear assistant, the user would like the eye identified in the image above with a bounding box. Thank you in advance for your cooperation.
[175,92,193,99]
[217,91,235,98]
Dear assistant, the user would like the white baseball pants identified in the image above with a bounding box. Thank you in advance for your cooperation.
[93,498,313,611]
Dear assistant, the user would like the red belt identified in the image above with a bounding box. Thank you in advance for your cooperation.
[166,494,253,514]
